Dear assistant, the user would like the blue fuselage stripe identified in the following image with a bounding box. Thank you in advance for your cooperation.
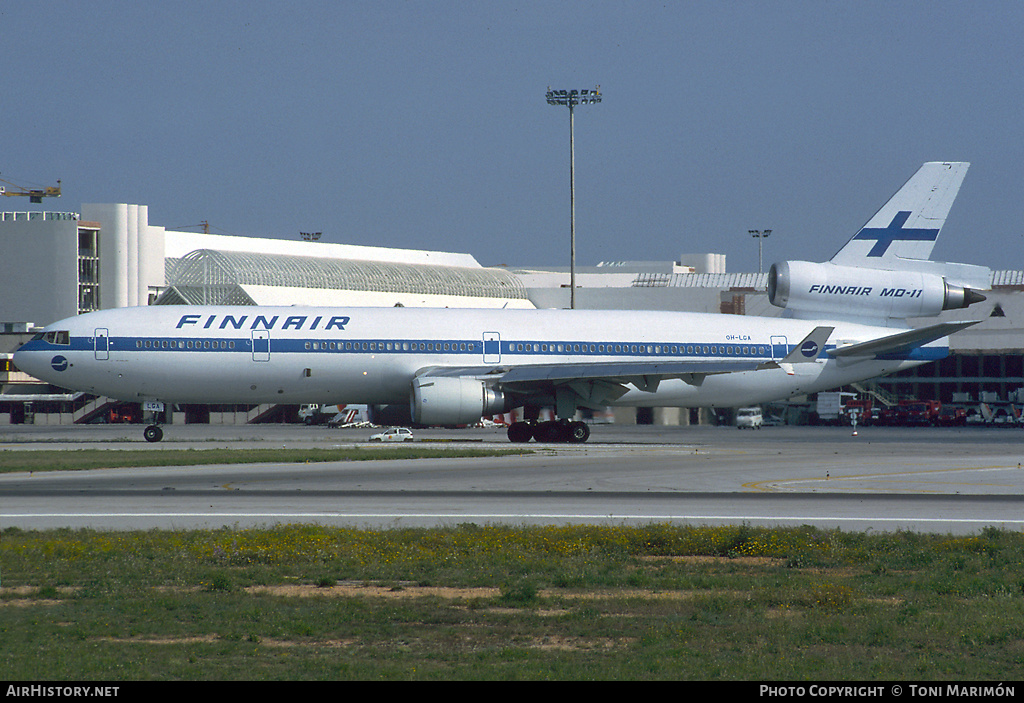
[19,336,948,362]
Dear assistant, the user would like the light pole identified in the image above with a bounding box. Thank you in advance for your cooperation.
[547,86,601,309]
[749,229,772,274]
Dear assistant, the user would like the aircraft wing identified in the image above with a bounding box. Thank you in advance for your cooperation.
[424,358,762,384]
[418,358,764,410]
[828,320,980,359]
[419,326,835,396]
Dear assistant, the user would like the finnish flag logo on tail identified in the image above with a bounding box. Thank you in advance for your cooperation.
[830,162,969,265]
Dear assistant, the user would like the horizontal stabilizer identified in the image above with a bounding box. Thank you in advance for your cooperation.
[828,320,980,359]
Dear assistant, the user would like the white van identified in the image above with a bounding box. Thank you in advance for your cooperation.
[736,406,763,429]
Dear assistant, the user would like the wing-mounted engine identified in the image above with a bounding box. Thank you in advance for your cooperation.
[768,261,987,322]
[410,376,507,426]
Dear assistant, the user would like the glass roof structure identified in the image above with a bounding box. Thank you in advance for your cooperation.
[156,249,528,306]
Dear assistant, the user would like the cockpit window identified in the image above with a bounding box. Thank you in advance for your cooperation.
[42,331,71,345]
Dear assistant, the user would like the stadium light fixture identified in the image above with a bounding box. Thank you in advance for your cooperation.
[749,229,772,274]
[546,86,602,309]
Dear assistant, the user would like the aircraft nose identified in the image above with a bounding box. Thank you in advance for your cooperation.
[13,342,53,380]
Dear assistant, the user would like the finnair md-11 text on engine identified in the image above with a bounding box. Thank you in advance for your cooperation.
[15,162,990,443]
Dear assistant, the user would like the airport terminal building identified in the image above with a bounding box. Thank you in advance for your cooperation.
[2,203,1023,427]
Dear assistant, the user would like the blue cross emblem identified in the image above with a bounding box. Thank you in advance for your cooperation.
[853,211,939,257]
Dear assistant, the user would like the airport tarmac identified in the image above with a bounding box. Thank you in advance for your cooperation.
[1,423,1023,534]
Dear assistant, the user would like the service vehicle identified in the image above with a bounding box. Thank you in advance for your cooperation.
[369,427,414,442]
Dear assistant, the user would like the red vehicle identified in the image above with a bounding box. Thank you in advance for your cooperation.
[840,399,873,426]
[936,405,967,427]
[894,399,942,426]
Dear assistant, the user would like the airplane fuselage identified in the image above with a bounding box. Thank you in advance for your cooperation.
[14,305,934,410]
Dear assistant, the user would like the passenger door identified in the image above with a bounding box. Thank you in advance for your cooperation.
[771,335,788,361]
[483,332,501,364]
[94,328,109,361]
[252,330,270,362]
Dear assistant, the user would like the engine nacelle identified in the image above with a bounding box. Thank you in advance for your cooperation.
[768,261,986,320]
[410,377,507,426]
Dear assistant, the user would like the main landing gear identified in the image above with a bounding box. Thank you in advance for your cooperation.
[507,419,590,444]
[143,425,164,443]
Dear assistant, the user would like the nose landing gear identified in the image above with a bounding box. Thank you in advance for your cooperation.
[143,425,164,443]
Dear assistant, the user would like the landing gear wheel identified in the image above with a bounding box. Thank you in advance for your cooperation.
[507,421,534,443]
[143,425,164,443]
[532,421,564,443]
[568,421,590,443]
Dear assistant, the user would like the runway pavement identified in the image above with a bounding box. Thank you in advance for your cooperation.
[2,423,1023,533]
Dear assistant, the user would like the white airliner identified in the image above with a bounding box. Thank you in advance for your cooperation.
[14,162,990,443]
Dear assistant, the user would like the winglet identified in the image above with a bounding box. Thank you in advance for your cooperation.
[781,326,834,363]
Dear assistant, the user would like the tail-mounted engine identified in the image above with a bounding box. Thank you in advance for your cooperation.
[768,261,986,320]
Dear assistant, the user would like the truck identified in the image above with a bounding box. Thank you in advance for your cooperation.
[840,398,873,426]
[936,405,967,427]
[894,399,942,426]
[813,392,855,425]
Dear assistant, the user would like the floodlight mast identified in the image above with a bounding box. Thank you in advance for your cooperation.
[546,86,601,309]
[749,229,772,274]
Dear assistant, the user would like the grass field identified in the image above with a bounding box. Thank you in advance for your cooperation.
[0,445,529,473]
[2,522,1023,680]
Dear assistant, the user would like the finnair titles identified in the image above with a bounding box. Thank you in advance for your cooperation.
[175,313,351,331]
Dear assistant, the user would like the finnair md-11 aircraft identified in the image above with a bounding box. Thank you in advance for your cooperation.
[15,162,990,443]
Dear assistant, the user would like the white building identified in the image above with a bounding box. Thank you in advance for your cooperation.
[0,204,532,328]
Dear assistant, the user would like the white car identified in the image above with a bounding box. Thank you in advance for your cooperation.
[369,427,414,442]
[736,407,763,429]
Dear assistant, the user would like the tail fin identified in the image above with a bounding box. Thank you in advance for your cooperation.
[830,162,969,266]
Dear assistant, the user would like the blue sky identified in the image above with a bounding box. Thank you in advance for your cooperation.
[2,1,1022,272]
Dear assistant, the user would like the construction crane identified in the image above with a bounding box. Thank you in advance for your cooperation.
[0,177,61,203]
